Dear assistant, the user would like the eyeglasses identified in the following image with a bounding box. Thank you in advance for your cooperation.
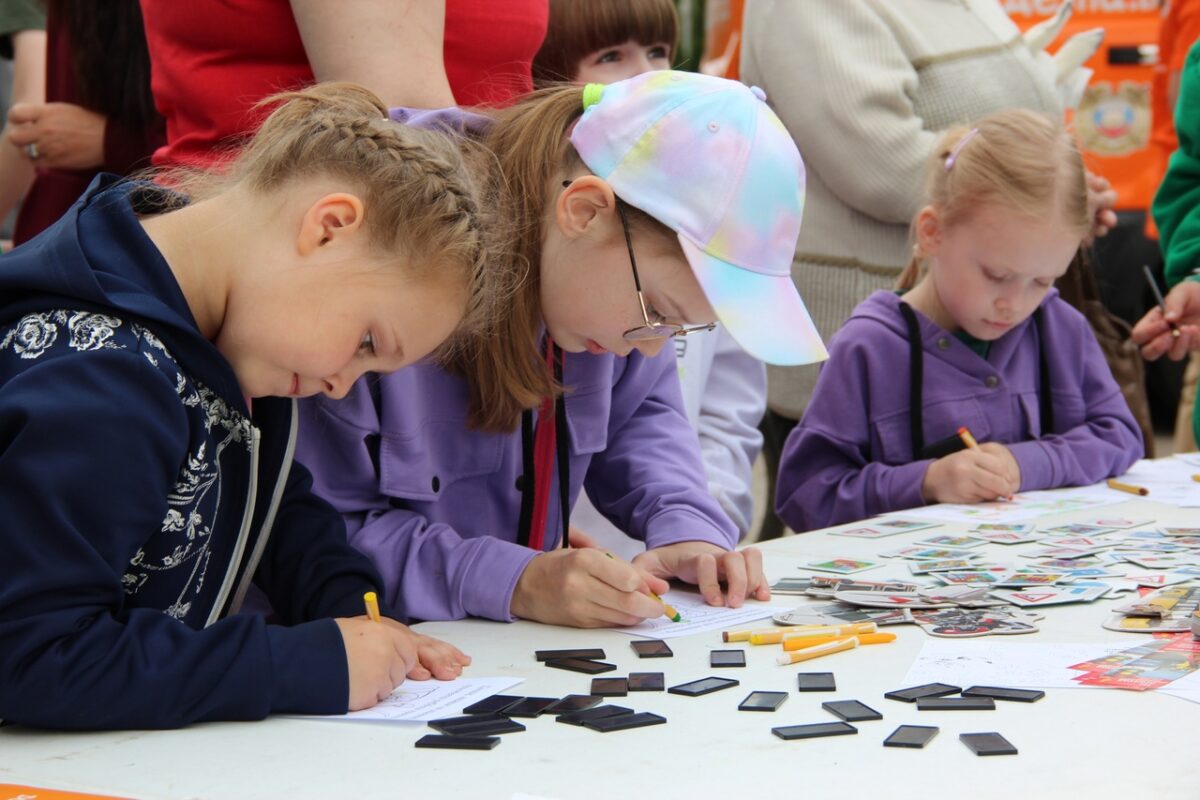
[616,201,716,342]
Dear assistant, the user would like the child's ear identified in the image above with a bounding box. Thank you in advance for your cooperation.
[297,193,366,256]
[914,205,942,257]
[554,176,617,239]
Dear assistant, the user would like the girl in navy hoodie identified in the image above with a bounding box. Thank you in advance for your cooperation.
[0,84,479,729]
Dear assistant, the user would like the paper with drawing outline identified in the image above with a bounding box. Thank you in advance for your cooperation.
[612,590,786,640]
[295,676,523,723]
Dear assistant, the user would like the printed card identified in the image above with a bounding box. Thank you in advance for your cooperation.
[908,558,976,575]
[1041,523,1116,536]
[914,534,988,549]
[802,557,881,575]
[829,526,906,539]
[989,586,1109,607]
[970,522,1035,534]
[870,518,942,533]
[880,545,980,561]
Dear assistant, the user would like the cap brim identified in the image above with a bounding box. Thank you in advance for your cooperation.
[679,236,828,366]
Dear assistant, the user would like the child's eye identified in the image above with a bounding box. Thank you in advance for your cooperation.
[358,332,376,356]
[1033,278,1054,288]
[648,46,669,60]
[982,268,1007,283]
[597,49,622,64]
[647,305,668,324]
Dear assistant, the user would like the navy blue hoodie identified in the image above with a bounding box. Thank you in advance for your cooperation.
[0,177,385,729]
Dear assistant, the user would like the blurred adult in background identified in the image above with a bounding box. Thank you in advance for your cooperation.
[5,0,163,246]
[0,0,43,242]
[138,0,548,171]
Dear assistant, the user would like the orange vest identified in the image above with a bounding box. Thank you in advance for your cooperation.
[1004,0,1161,213]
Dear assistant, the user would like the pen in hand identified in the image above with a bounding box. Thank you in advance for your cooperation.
[1143,264,1181,339]
[363,591,382,623]
[604,551,682,622]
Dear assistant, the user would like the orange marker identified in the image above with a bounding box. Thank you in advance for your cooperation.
[783,632,897,652]
[776,637,859,665]
[1106,478,1149,496]
[957,426,979,450]
[748,622,876,645]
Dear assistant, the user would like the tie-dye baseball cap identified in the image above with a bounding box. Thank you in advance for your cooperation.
[569,70,827,366]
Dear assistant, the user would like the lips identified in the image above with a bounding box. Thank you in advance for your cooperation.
[585,339,608,355]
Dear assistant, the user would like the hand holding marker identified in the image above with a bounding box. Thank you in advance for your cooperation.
[604,551,681,622]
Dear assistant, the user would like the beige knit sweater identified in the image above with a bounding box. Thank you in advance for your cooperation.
[741,0,1060,418]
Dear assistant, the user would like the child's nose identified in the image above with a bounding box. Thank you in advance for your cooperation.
[322,369,360,400]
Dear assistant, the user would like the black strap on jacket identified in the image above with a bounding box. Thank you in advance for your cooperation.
[515,343,571,549]
[899,302,1053,461]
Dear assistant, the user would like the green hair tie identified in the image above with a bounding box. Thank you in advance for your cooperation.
[582,83,605,111]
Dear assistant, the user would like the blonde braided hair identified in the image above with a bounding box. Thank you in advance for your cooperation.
[179,82,491,339]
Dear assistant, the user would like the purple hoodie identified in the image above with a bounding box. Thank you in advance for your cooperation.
[296,346,738,623]
[776,290,1142,532]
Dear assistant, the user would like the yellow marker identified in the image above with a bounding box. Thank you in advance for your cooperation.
[1106,478,1149,496]
[957,426,979,450]
[1192,474,1200,483]
[651,592,682,623]
[724,623,859,647]
[363,591,382,623]
[776,637,859,665]
[752,621,877,645]
[783,632,896,652]
[605,552,680,622]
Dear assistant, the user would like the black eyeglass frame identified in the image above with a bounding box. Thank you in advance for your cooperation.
[614,200,717,342]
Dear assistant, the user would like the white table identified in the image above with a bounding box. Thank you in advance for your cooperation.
[3,497,1199,800]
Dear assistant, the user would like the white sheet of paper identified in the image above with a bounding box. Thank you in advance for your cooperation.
[901,639,1132,689]
[612,590,785,640]
[295,676,523,723]
[895,486,1128,524]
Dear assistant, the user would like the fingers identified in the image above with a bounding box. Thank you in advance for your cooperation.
[414,634,471,680]
[6,102,37,125]
[740,547,772,601]
[692,551,723,606]
[719,551,747,608]
[567,526,600,549]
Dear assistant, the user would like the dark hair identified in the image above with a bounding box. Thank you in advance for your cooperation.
[48,0,158,132]
[532,0,678,87]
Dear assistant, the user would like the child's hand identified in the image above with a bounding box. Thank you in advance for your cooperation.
[978,442,1021,494]
[921,447,1017,504]
[334,617,418,710]
[380,619,471,681]
[634,541,771,608]
[510,547,669,627]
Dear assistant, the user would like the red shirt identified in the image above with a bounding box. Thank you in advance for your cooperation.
[140,0,547,170]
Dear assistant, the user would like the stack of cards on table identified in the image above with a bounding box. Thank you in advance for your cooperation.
[1068,633,1200,690]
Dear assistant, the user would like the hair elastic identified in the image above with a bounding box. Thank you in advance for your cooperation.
[944,128,980,171]
[582,83,605,111]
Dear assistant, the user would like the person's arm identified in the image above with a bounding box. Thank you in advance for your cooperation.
[774,331,931,532]
[0,28,45,223]
[295,387,539,623]
[741,0,935,225]
[289,0,455,108]
[583,347,739,552]
[0,351,348,730]
[1005,304,1144,491]
[1154,45,1200,290]
[692,329,765,536]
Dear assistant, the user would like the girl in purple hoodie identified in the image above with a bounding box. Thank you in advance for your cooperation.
[776,109,1142,533]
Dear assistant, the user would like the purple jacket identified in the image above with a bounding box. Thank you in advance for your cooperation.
[776,290,1143,532]
[296,346,738,623]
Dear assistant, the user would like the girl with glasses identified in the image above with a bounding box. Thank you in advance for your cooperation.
[296,72,826,628]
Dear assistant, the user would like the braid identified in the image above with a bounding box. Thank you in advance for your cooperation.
[226,83,490,339]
